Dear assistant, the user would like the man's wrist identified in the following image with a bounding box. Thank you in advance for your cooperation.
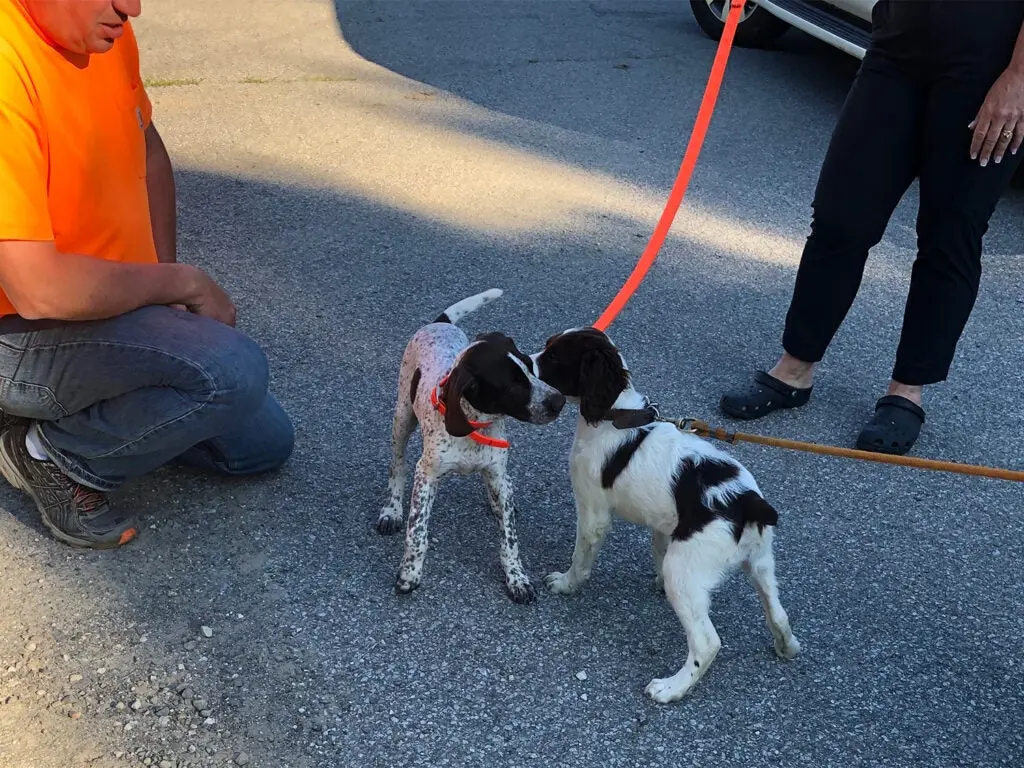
[167,262,205,306]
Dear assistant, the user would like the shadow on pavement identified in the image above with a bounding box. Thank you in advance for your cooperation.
[4,162,1020,766]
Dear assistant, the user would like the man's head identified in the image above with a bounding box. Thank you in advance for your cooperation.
[23,0,142,55]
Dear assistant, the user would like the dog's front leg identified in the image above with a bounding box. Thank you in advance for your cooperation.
[394,459,438,594]
[482,467,536,604]
[544,496,611,595]
[377,398,418,535]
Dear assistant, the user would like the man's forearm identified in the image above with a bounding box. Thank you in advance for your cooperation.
[43,258,202,320]
[0,241,204,321]
[18,256,200,321]
[145,123,177,264]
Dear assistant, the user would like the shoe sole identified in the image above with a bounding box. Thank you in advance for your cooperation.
[0,439,136,550]
[854,437,912,456]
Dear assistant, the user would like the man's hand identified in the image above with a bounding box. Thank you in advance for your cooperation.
[970,66,1024,166]
[181,269,237,327]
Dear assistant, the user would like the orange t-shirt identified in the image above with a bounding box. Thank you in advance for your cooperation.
[0,0,156,316]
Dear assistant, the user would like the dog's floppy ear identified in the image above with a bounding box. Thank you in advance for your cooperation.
[442,364,477,437]
[579,346,629,425]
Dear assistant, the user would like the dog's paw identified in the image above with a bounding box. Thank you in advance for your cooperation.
[645,676,687,704]
[376,510,404,535]
[506,579,537,605]
[544,571,576,595]
[774,634,801,660]
[394,575,420,595]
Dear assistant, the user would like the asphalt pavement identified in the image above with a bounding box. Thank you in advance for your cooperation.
[1,2,1022,767]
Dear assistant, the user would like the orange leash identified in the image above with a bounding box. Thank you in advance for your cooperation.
[674,419,1024,482]
[588,2,1023,482]
[593,0,745,331]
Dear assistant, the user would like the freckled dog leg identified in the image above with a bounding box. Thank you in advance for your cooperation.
[544,497,612,595]
[395,460,437,594]
[646,540,721,704]
[652,531,669,593]
[377,397,417,535]
[483,467,535,604]
[743,532,801,659]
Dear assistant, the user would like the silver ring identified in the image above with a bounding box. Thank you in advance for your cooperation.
[1002,129,1014,141]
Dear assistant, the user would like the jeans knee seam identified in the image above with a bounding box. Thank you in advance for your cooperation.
[15,339,227,384]
[40,341,223,460]
[91,396,214,460]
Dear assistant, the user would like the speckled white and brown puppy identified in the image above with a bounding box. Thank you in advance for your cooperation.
[377,290,565,602]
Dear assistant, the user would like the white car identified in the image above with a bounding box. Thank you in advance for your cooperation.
[689,0,876,58]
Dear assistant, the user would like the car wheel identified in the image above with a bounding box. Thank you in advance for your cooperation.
[689,0,791,48]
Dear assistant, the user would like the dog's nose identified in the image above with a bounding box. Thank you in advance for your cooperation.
[544,393,565,416]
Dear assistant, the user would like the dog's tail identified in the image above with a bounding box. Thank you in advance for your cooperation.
[434,289,503,325]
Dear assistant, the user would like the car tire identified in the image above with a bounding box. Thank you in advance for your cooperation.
[689,0,791,48]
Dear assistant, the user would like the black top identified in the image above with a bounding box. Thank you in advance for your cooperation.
[871,0,1024,73]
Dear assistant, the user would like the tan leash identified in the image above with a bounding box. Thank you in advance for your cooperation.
[662,417,1024,483]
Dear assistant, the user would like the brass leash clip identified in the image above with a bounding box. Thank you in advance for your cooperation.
[673,418,700,434]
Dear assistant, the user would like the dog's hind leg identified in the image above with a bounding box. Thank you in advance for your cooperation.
[544,497,612,595]
[482,467,536,604]
[377,396,417,535]
[742,529,801,660]
[394,458,438,594]
[645,538,723,704]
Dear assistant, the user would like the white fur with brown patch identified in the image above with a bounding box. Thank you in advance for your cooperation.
[377,290,564,603]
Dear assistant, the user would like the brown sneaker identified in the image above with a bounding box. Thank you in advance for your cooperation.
[0,423,138,549]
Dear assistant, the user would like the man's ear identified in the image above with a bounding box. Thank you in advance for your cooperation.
[578,347,629,425]
[442,365,477,437]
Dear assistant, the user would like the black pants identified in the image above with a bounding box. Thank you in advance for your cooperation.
[782,0,1024,386]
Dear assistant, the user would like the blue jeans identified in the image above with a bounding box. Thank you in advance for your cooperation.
[0,306,294,491]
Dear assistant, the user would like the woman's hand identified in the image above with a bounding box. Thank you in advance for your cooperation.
[969,67,1024,167]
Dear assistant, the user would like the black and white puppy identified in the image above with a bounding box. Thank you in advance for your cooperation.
[377,289,565,602]
[531,327,800,702]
